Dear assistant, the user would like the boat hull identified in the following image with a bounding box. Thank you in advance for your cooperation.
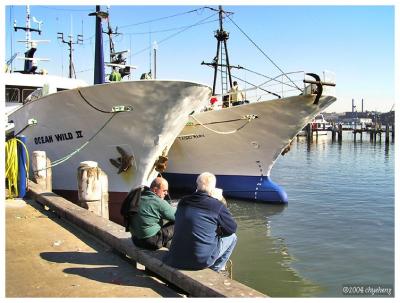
[9,80,211,211]
[164,94,336,203]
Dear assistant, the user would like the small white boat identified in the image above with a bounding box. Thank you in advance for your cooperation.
[310,114,333,135]
[297,113,333,136]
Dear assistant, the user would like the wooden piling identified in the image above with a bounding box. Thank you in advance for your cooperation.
[77,161,109,219]
[32,151,52,192]
[306,123,312,142]
[385,124,390,143]
[338,124,343,142]
[392,123,395,141]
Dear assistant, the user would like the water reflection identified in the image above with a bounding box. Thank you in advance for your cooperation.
[228,200,323,297]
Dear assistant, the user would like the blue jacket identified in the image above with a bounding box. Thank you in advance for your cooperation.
[164,191,237,270]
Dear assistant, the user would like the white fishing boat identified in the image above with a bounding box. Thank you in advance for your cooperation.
[6,6,211,223]
[164,6,336,203]
[165,79,335,203]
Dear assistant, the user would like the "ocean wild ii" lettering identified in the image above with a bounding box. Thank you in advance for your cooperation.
[33,130,83,145]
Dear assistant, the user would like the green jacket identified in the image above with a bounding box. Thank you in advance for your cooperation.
[129,189,176,239]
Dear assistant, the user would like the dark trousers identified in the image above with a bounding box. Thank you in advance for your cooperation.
[132,221,174,250]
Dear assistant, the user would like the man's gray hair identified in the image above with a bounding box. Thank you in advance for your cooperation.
[196,172,216,195]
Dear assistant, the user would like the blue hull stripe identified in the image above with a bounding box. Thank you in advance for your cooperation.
[163,173,288,204]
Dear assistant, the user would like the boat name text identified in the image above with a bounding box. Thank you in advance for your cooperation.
[178,134,205,141]
[34,130,83,145]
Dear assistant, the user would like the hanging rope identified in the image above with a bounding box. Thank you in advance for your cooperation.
[40,113,117,170]
[5,138,30,198]
[226,15,301,92]
[189,114,256,135]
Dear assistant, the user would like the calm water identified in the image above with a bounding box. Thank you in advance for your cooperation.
[228,132,395,297]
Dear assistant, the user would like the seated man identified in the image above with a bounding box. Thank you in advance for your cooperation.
[164,172,237,272]
[130,177,175,250]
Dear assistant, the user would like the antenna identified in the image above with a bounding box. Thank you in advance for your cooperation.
[102,7,135,80]
[14,5,48,74]
[57,32,83,78]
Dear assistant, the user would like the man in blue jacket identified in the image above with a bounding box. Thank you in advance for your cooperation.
[164,172,237,272]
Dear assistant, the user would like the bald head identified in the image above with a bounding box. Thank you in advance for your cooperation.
[150,177,169,199]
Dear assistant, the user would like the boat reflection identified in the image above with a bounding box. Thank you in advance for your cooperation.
[227,199,323,297]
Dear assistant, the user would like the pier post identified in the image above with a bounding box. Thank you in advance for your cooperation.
[331,124,336,141]
[306,123,312,142]
[338,124,343,142]
[370,129,373,142]
[385,124,390,143]
[392,122,395,142]
[77,161,109,219]
[32,151,52,192]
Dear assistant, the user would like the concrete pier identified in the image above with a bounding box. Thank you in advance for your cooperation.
[13,180,266,297]
[5,198,181,297]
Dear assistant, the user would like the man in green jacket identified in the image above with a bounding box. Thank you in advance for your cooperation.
[130,177,176,250]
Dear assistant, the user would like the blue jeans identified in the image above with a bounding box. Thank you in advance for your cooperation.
[209,233,237,272]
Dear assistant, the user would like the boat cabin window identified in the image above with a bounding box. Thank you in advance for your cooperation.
[6,85,41,103]
[22,89,37,101]
[6,88,21,102]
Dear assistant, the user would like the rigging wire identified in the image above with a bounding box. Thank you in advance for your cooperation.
[226,14,301,92]
[119,7,207,29]
[124,18,218,36]
[241,67,304,91]
[132,12,218,56]
[37,6,93,12]
[215,67,282,98]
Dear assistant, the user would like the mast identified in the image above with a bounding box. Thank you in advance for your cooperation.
[201,6,237,96]
[102,7,133,80]
[57,32,83,78]
[13,5,46,74]
[89,5,106,84]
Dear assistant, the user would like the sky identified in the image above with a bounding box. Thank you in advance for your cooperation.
[2,1,396,113]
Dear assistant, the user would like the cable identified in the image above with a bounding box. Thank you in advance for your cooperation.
[189,114,256,135]
[133,12,218,56]
[5,138,30,198]
[124,19,218,36]
[226,15,301,92]
[77,89,115,113]
[37,6,92,12]
[119,7,207,29]
[46,113,117,169]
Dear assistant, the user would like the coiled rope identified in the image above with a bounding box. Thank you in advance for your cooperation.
[189,114,257,135]
[5,138,30,198]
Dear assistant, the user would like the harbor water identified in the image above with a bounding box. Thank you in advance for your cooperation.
[228,131,395,297]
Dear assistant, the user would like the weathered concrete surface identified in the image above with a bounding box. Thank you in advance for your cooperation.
[5,198,182,297]
[27,180,266,297]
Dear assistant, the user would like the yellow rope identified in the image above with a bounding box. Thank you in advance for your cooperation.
[5,138,30,198]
